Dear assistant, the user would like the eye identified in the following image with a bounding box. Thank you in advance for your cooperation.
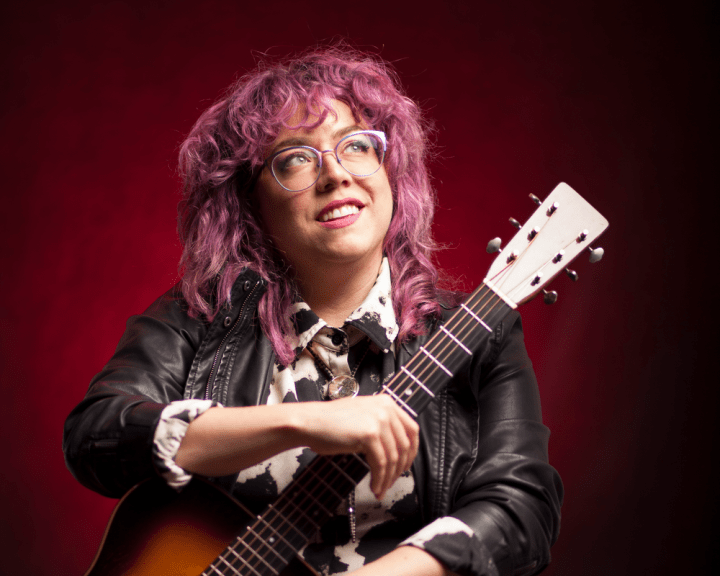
[339,134,374,156]
[273,148,317,174]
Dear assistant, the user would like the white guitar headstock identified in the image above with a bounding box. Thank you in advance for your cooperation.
[485,183,609,306]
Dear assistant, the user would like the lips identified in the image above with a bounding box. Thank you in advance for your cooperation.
[317,198,364,223]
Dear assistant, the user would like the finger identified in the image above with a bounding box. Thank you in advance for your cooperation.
[402,413,419,471]
[375,400,406,499]
[372,399,417,496]
[383,400,418,475]
[380,419,403,499]
[383,404,419,497]
[364,435,388,498]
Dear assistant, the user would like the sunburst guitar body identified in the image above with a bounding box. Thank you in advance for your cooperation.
[85,478,316,576]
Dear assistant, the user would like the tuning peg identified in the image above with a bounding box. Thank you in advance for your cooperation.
[529,194,542,206]
[565,268,579,281]
[588,247,604,263]
[486,237,502,253]
[509,217,521,229]
[543,289,558,304]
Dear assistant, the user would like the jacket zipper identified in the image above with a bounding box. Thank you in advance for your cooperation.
[204,281,260,400]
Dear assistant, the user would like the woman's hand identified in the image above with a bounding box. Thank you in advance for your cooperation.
[294,395,419,500]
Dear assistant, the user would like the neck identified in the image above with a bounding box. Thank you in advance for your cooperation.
[293,254,383,328]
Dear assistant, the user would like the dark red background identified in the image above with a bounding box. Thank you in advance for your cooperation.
[1,1,717,574]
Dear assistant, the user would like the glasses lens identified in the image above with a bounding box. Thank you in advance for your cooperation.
[336,132,385,177]
[271,147,320,191]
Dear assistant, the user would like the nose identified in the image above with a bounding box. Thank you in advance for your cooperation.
[315,149,350,191]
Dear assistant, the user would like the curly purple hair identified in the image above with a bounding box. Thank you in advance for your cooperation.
[178,46,442,365]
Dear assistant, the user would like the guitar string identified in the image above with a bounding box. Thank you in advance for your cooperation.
[214,249,572,571]
[503,235,586,303]
[215,285,513,574]
[205,292,507,576]
[205,259,532,574]
[211,460,342,575]
[397,213,579,411]
[384,284,507,408]
[213,269,559,572]
[207,203,574,573]
[231,295,515,569]
[387,221,567,408]
[225,289,506,572]
[217,454,367,574]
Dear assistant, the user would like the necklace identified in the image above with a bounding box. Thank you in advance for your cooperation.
[307,340,371,544]
[307,337,372,542]
[308,339,371,401]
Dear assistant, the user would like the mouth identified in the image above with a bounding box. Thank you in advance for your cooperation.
[317,199,364,223]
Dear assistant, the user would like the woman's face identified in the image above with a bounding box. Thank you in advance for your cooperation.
[255,100,394,278]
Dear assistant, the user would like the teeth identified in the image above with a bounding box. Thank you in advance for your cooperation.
[320,204,360,222]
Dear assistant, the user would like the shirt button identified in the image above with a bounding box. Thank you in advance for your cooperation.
[223,316,232,328]
[331,332,344,346]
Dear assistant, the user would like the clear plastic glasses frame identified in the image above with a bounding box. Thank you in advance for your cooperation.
[264,130,387,192]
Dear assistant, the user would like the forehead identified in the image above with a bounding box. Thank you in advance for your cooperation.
[272,100,365,142]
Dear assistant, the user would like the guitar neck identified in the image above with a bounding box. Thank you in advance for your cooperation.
[202,281,514,576]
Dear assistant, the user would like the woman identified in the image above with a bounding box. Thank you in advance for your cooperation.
[64,47,562,576]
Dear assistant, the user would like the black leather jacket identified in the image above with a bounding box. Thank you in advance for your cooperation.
[63,268,562,576]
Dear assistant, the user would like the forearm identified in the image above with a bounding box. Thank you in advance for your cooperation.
[175,395,418,498]
[174,404,306,476]
[349,546,458,576]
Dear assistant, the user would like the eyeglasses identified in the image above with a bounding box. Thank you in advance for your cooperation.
[264,130,387,192]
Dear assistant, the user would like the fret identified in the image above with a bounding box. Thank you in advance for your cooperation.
[419,346,453,377]
[219,550,260,575]
[382,384,418,417]
[304,466,344,506]
[401,366,435,397]
[328,457,361,486]
[246,526,286,563]
[439,325,471,355]
[460,303,492,332]
[276,493,321,531]
[206,565,225,576]
[231,537,279,575]
[255,515,302,555]
[350,452,371,470]
[262,504,313,546]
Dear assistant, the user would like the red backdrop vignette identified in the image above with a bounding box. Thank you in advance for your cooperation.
[0,0,717,574]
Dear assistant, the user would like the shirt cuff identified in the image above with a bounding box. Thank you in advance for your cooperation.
[152,399,217,490]
[400,516,498,576]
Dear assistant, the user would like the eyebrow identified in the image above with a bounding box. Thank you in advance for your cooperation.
[270,125,367,154]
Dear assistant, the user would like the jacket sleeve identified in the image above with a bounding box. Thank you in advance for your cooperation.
[62,287,211,498]
[409,312,563,576]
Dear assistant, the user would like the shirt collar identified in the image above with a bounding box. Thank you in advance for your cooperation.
[285,257,398,357]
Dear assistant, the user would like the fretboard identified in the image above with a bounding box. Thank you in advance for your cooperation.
[202,281,514,576]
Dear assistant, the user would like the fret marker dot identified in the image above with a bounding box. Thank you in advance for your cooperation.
[404,388,412,396]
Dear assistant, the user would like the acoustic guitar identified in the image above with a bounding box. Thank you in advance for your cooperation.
[84,183,608,576]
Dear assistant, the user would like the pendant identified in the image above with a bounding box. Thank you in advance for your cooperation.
[327,375,360,400]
